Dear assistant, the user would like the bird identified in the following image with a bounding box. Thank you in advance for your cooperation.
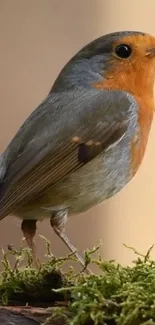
[0,30,155,270]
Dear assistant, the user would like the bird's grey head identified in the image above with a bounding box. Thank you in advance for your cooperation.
[51,31,146,92]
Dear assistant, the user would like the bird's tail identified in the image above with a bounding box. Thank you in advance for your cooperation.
[0,153,6,180]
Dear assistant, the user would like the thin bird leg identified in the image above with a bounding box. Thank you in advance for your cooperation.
[21,219,40,268]
[49,208,92,274]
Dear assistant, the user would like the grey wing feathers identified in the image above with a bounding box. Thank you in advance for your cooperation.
[0,88,130,218]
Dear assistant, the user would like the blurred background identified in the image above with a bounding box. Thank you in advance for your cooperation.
[0,0,155,270]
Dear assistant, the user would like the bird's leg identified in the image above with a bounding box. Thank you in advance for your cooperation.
[21,219,40,268]
[49,208,92,274]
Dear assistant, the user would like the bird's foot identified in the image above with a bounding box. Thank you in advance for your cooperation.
[47,207,92,274]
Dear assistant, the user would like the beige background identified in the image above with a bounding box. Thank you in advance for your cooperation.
[0,0,155,269]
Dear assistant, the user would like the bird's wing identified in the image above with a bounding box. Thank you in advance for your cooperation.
[0,88,131,218]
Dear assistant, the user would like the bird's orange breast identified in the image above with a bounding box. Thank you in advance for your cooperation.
[93,66,154,177]
[130,95,154,176]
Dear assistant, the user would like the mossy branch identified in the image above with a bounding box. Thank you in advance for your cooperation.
[0,237,155,325]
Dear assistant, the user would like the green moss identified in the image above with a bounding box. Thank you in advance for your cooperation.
[1,239,155,325]
[0,236,75,306]
[46,245,155,325]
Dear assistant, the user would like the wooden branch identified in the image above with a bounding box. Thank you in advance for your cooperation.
[0,305,68,325]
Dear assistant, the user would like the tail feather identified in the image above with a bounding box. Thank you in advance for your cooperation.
[0,154,8,220]
[0,154,7,184]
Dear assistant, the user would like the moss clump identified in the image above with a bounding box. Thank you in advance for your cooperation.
[0,236,76,306]
[50,245,155,325]
[1,239,155,325]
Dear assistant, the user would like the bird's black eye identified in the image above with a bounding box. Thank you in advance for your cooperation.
[115,44,132,59]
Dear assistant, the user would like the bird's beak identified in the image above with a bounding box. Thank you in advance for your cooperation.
[146,48,155,57]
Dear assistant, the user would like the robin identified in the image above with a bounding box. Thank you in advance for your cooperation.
[0,30,155,269]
